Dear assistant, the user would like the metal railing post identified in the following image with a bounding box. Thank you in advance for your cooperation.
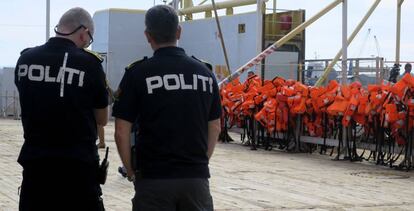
[219,0,342,86]
[395,0,404,65]
[315,0,382,86]
[5,90,8,117]
[375,57,380,84]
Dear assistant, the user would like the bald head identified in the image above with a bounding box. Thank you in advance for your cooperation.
[57,7,94,35]
[55,7,94,48]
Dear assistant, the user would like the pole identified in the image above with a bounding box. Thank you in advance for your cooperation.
[173,0,179,10]
[183,0,194,20]
[179,0,258,15]
[376,57,380,84]
[211,0,231,74]
[341,0,348,85]
[46,0,50,41]
[315,0,381,86]
[256,0,264,74]
[380,58,384,82]
[341,0,348,159]
[219,0,342,87]
[5,90,8,117]
[355,59,360,77]
[198,0,208,5]
[395,0,404,65]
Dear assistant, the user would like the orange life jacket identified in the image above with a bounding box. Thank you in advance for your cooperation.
[327,95,349,116]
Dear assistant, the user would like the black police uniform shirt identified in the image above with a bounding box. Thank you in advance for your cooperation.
[15,37,109,166]
[112,47,222,179]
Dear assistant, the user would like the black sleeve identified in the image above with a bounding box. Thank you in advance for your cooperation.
[208,76,222,121]
[14,62,19,87]
[91,64,109,109]
[112,70,139,123]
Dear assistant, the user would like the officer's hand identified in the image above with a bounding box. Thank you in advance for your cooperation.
[127,174,135,182]
[126,169,135,182]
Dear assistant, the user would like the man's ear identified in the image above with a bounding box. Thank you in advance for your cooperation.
[176,25,181,40]
[144,31,152,43]
[79,31,87,43]
[78,31,89,48]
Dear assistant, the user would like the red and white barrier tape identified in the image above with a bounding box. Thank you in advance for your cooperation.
[218,45,277,87]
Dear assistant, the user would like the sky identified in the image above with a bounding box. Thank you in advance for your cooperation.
[0,0,413,68]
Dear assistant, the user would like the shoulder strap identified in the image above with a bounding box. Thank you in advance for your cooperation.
[191,56,213,71]
[82,49,104,63]
[126,57,148,70]
[20,48,32,55]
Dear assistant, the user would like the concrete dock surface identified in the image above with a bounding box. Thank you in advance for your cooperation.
[1,119,413,211]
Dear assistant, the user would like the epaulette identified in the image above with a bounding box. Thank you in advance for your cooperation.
[191,56,213,71]
[104,78,111,90]
[20,48,32,55]
[83,49,104,63]
[126,57,148,70]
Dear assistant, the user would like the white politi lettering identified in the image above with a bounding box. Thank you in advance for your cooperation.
[163,74,180,90]
[193,74,198,90]
[56,67,64,82]
[18,64,28,81]
[78,71,85,87]
[44,66,56,82]
[145,73,214,94]
[146,76,163,94]
[209,77,213,93]
[28,65,45,81]
[197,75,209,92]
[66,67,80,85]
[16,64,85,87]
[179,74,192,90]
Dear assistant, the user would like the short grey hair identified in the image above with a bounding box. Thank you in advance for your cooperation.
[145,5,179,44]
[58,7,94,33]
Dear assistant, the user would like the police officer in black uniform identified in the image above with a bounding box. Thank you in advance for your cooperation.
[404,63,412,75]
[113,5,222,211]
[15,7,108,211]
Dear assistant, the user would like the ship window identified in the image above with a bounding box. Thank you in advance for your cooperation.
[238,24,245,33]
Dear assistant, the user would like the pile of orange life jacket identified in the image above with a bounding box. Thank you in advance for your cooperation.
[220,74,414,146]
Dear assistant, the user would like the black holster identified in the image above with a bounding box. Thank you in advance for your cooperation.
[98,147,109,185]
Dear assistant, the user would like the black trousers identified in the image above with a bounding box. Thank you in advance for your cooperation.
[133,178,213,211]
[19,158,104,211]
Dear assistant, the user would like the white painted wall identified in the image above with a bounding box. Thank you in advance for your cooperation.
[92,10,299,87]
[264,51,299,80]
[92,10,109,54]
[93,9,153,89]
[180,12,259,79]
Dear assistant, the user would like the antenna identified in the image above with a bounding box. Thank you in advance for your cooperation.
[374,35,382,57]
[357,28,371,58]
